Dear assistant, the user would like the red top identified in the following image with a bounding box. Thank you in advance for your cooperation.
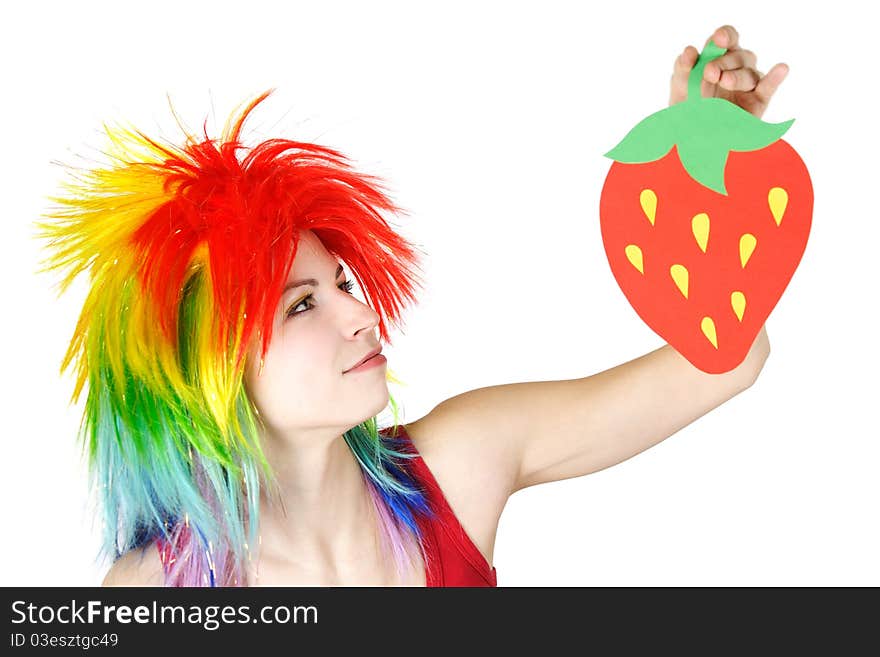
[390,424,498,587]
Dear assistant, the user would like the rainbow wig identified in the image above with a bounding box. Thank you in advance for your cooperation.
[35,90,437,586]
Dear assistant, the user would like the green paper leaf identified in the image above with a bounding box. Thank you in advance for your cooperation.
[603,40,796,195]
[676,132,731,195]
[603,104,683,163]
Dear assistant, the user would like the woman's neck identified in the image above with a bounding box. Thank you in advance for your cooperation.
[250,427,382,582]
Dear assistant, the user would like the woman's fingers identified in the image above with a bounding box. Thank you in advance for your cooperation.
[679,45,699,72]
[676,43,762,93]
[671,27,787,102]
[706,24,740,50]
[754,62,790,103]
[671,45,698,84]
[701,25,760,91]
[704,49,758,84]
[719,66,763,91]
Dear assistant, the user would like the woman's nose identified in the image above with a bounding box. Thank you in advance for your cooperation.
[344,295,380,337]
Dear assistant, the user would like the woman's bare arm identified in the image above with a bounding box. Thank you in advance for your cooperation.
[409,326,769,495]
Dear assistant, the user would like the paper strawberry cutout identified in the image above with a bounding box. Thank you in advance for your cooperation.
[599,40,812,374]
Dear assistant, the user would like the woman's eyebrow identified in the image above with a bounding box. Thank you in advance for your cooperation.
[283,263,345,294]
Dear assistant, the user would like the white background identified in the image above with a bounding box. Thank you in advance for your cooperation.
[2,0,876,586]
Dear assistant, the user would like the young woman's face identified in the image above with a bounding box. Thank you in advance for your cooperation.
[243,230,389,439]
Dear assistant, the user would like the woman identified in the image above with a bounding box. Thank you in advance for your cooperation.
[37,25,781,586]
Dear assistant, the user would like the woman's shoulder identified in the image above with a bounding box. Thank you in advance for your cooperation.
[101,542,165,586]
[395,416,508,568]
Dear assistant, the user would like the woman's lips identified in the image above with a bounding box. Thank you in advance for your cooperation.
[344,353,387,373]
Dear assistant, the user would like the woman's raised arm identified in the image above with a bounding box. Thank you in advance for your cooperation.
[412,326,768,494]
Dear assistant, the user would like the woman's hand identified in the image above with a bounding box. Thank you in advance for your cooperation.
[669,25,789,119]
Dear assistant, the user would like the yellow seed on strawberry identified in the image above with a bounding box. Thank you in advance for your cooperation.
[740,233,757,268]
[768,187,788,226]
[670,264,688,298]
[701,316,718,349]
[625,244,644,274]
[640,189,657,226]
[731,291,746,322]
[692,212,710,253]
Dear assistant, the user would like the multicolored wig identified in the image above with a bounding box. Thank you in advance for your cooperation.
[35,89,437,586]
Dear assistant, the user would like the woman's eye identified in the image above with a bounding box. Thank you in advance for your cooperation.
[287,280,356,319]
